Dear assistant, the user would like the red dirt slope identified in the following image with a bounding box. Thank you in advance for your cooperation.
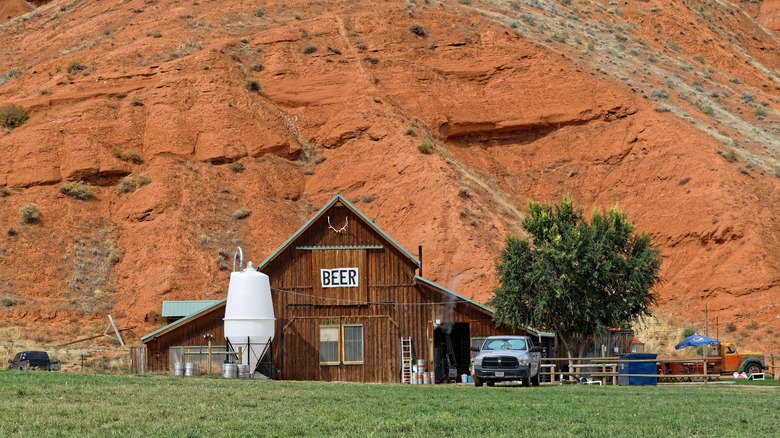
[0,0,778,357]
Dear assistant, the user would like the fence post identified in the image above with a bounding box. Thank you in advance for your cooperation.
[601,346,606,384]
[703,358,707,385]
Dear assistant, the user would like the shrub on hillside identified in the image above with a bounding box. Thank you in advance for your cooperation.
[116,177,136,195]
[67,60,86,74]
[244,78,261,91]
[228,161,245,173]
[417,140,432,154]
[0,104,29,129]
[409,23,425,36]
[1,295,17,307]
[59,181,94,200]
[19,203,41,223]
[137,174,151,186]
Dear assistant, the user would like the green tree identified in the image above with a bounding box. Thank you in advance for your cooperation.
[489,197,662,360]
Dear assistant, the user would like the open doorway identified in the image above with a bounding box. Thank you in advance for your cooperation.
[433,323,470,382]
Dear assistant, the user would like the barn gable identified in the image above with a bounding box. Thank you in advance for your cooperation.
[258,194,420,273]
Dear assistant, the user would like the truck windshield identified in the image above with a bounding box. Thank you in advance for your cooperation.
[483,339,527,351]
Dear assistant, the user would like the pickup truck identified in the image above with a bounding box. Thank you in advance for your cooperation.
[7,351,61,371]
[708,342,767,374]
[658,342,767,381]
[471,336,543,387]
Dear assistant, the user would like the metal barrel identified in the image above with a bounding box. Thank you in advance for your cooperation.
[222,363,238,379]
[429,371,435,384]
[174,362,185,377]
[184,363,197,377]
[237,364,250,379]
[418,362,426,384]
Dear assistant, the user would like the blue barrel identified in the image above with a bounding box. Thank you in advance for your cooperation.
[618,353,657,385]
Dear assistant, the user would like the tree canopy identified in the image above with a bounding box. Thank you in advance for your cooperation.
[489,197,662,358]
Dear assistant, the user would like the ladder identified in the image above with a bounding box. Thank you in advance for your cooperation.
[400,337,413,384]
[445,333,458,378]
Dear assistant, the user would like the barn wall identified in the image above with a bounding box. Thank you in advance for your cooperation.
[144,304,226,372]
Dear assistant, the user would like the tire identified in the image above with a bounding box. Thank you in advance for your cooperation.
[522,371,531,387]
[473,375,484,387]
[486,380,495,387]
[744,362,762,375]
[531,370,540,386]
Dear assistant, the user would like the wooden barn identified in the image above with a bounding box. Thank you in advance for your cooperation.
[141,194,553,382]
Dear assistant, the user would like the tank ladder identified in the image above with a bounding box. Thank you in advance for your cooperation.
[400,337,413,384]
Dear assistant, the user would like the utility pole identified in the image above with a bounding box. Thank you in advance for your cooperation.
[705,303,708,337]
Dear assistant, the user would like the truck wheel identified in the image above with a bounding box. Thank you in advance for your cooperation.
[486,380,495,387]
[522,372,531,387]
[473,375,483,387]
[744,362,762,375]
[531,371,540,386]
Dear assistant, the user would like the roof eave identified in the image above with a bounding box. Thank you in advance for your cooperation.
[413,275,554,338]
[141,299,227,342]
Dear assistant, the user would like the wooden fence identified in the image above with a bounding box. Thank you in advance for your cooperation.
[539,357,722,385]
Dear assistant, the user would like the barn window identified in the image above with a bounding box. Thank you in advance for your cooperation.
[319,324,364,365]
[319,325,340,365]
[343,324,364,364]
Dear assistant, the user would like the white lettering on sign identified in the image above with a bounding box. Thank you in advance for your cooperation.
[321,268,359,288]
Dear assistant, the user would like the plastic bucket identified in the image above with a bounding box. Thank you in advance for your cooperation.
[184,363,197,377]
[173,362,185,377]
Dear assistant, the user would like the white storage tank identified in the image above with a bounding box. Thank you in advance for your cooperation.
[224,248,275,372]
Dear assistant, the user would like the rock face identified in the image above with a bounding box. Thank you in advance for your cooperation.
[0,0,778,355]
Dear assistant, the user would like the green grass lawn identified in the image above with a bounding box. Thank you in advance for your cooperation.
[0,371,778,437]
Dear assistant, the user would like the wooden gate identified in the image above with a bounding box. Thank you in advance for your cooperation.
[129,345,147,374]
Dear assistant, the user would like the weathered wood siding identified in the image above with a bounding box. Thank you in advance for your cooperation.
[144,303,226,372]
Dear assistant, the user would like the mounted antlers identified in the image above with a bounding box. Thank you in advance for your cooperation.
[328,216,348,234]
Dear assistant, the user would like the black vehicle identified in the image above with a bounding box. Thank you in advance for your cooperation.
[8,351,61,371]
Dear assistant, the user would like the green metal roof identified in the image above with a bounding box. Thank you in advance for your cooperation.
[161,300,222,317]
[413,275,554,338]
[142,299,226,342]
[258,194,420,271]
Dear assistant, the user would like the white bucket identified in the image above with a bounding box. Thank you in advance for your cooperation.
[461,374,468,383]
